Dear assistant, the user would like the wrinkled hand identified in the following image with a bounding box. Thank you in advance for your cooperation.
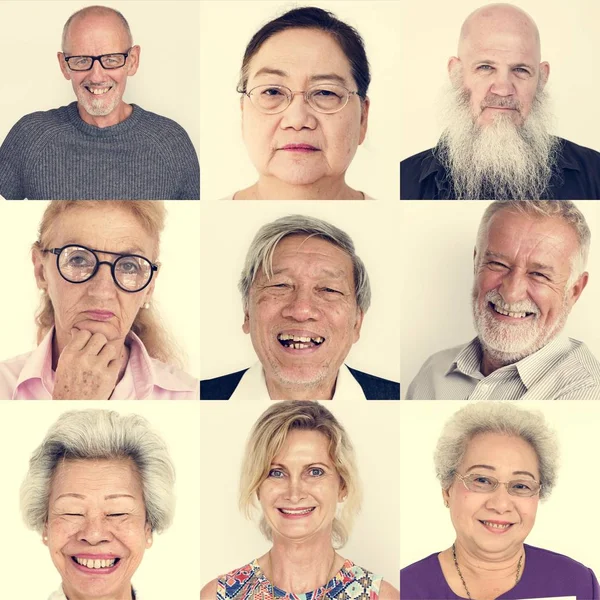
[53,329,126,400]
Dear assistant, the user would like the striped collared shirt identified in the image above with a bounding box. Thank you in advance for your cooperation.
[406,336,600,400]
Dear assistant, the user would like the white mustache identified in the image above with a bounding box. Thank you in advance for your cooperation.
[486,290,540,316]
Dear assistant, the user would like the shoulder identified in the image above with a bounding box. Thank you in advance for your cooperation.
[148,357,199,395]
[200,578,217,600]
[400,553,446,597]
[415,343,467,376]
[557,137,600,165]
[2,105,74,147]
[553,339,600,399]
[401,147,436,168]
[400,552,440,576]
[378,580,399,600]
[210,562,257,598]
[200,369,249,400]
[346,367,400,399]
[133,105,194,139]
[0,351,33,399]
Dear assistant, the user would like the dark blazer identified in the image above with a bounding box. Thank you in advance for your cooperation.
[200,366,400,400]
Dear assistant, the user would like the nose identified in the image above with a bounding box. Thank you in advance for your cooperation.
[489,69,516,97]
[284,475,307,503]
[484,484,514,513]
[279,93,318,131]
[88,58,108,81]
[86,262,117,298]
[497,269,528,304]
[281,287,321,322]
[77,514,112,545]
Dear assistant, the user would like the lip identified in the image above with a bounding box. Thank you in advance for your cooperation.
[279,144,320,152]
[479,519,515,534]
[488,302,535,322]
[70,554,122,575]
[276,329,326,354]
[277,507,316,519]
[484,106,517,111]
[84,310,115,321]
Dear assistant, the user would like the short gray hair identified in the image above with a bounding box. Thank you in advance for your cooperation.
[62,6,133,52]
[239,215,371,314]
[475,200,591,286]
[21,410,175,533]
[434,403,559,501]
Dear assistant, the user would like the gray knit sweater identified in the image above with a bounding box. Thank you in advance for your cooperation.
[0,102,199,199]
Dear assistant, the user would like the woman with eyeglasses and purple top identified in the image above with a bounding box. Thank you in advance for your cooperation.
[400,402,599,599]
[227,6,373,201]
[0,200,198,399]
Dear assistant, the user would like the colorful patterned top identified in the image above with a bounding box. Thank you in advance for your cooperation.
[217,558,382,599]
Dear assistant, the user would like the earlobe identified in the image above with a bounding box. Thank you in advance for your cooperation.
[242,313,250,334]
[570,271,588,305]
[358,98,370,145]
[127,45,141,77]
[32,248,47,290]
[448,56,460,78]
[539,61,550,86]
[352,309,364,343]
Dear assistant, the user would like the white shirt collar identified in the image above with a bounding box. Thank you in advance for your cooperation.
[229,362,366,404]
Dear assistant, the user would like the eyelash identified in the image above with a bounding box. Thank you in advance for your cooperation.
[476,65,530,75]
[268,467,325,478]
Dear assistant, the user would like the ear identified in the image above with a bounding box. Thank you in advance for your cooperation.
[144,522,153,549]
[242,312,250,335]
[352,309,364,344]
[32,247,48,291]
[338,479,347,502]
[127,45,141,77]
[358,97,370,145]
[567,271,588,307]
[448,56,460,78]
[42,523,49,546]
[58,52,71,81]
[539,61,550,87]
[442,487,451,507]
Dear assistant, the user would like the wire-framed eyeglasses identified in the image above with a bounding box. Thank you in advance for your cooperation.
[456,472,542,497]
[238,83,360,114]
[43,244,157,293]
[63,49,132,71]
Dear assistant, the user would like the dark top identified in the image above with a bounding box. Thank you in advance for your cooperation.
[200,366,400,400]
[0,102,199,199]
[400,137,600,199]
[400,544,599,599]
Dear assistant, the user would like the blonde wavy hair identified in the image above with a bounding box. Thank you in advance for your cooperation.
[239,401,361,548]
[32,200,181,367]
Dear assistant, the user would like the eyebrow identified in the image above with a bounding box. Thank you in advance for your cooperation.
[484,251,555,273]
[270,267,347,279]
[60,241,147,256]
[270,461,332,469]
[465,465,537,479]
[55,493,136,501]
[474,59,536,70]
[252,67,349,86]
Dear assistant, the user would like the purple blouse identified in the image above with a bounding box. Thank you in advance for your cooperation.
[400,544,599,599]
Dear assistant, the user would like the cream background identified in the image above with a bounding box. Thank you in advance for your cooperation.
[0,200,201,379]
[0,1,200,155]
[199,0,402,201]
[0,401,201,599]
[400,201,600,396]
[400,0,600,160]
[199,400,400,589]
[399,401,600,579]
[199,201,401,385]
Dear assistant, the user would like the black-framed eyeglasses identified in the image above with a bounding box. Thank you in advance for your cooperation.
[238,84,360,114]
[63,49,132,71]
[456,472,542,498]
[42,244,158,293]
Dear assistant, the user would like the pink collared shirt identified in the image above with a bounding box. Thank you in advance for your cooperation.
[0,328,199,400]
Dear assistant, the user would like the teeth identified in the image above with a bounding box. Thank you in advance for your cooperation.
[280,507,314,515]
[492,304,529,319]
[278,334,324,344]
[75,557,116,568]
[88,87,110,95]
[482,521,511,529]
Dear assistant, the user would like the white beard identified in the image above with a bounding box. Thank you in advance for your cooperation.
[437,83,559,200]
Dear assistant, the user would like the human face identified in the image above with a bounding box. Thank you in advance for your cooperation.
[33,205,157,356]
[242,28,368,188]
[58,12,139,126]
[44,459,152,600]
[444,433,540,559]
[449,15,549,127]
[472,209,587,367]
[259,429,343,543]
[243,235,363,397]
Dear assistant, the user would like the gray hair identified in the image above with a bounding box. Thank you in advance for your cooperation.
[62,6,133,52]
[475,201,591,287]
[239,215,371,314]
[434,402,559,501]
[21,410,175,533]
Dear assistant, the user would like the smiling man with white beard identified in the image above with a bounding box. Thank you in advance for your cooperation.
[0,5,199,200]
[407,201,600,400]
[401,3,600,200]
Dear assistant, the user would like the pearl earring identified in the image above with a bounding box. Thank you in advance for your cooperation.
[142,302,150,309]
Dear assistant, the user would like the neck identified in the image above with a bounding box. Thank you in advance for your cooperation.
[453,539,524,581]
[481,351,503,376]
[265,373,337,400]
[77,101,132,128]
[237,176,362,200]
[262,536,340,595]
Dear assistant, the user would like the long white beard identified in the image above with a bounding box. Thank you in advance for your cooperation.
[437,84,559,200]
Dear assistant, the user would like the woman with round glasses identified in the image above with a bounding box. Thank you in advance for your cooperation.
[229,6,372,200]
[0,200,198,400]
[400,402,599,599]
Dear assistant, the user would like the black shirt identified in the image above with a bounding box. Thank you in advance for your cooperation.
[400,137,600,199]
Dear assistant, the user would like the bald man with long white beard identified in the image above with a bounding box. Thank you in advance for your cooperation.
[401,4,600,200]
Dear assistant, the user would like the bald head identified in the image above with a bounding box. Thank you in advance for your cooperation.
[62,6,133,53]
[458,4,541,62]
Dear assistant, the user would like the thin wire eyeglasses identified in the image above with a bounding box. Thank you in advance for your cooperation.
[63,48,132,71]
[42,244,158,293]
[456,472,542,497]
[238,83,360,114]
